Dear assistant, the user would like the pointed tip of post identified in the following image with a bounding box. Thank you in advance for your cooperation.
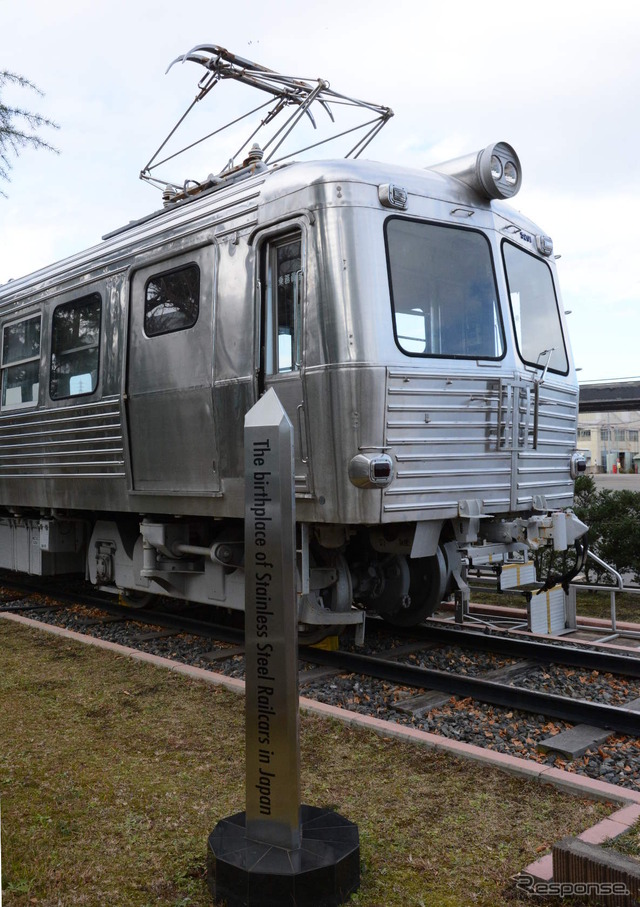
[245,388,291,430]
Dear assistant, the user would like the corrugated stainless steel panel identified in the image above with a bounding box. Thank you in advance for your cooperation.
[0,396,125,478]
[383,370,512,515]
[383,370,578,516]
[515,382,577,508]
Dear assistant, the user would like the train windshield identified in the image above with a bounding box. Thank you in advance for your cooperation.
[502,241,568,375]
[386,219,504,360]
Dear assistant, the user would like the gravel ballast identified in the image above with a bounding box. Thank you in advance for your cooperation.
[5,596,640,792]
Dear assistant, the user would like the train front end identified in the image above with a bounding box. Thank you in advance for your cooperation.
[298,145,587,627]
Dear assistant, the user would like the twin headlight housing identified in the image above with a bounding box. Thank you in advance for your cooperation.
[430,141,522,200]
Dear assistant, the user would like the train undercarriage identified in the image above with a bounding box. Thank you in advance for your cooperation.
[0,508,588,640]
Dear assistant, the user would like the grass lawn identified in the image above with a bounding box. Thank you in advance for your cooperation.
[605,820,640,862]
[0,620,613,907]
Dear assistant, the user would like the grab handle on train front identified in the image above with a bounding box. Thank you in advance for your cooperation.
[532,348,554,449]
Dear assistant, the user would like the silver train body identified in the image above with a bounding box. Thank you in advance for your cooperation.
[0,149,585,632]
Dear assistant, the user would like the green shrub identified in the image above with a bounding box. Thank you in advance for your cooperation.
[573,477,640,584]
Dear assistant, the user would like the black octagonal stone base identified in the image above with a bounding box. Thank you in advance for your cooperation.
[207,805,360,907]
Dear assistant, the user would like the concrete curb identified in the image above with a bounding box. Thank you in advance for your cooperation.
[3,610,639,886]
[552,836,640,903]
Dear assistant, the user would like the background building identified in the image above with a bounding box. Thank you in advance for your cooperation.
[577,410,640,473]
[578,380,640,474]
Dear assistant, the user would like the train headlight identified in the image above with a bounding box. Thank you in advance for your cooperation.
[570,452,587,479]
[349,453,395,489]
[503,161,518,186]
[429,141,522,200]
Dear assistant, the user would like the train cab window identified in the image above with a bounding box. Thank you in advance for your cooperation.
[144,264,200,337]
[386,219,504,360]
[264,234,302,374]
[50,294,102,399]
[502,241,569,375]
[1,314,41,410]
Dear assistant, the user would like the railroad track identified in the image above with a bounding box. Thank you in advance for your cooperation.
[2,576,640,739]
[300,645,640,735]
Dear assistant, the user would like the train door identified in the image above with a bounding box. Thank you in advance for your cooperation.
[126,243,220,494]
[257,228,312,495]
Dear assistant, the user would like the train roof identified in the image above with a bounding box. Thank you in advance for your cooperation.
[0,154,546,307]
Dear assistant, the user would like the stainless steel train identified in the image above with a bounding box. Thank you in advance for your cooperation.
[0,49,587,637]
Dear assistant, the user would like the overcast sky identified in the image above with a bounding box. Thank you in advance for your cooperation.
[1,0,639,382]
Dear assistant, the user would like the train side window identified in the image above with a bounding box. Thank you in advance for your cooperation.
[1,314,41,410]
[264,234,302,374]
[50,293,102,400]
[144,264,200,337]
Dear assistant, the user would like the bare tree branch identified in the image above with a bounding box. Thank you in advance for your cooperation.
[0,70,59,196]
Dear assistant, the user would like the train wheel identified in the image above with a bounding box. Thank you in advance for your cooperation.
[354,553,411,621]
[118,590,153,610]
[298,553,352,645]
[298,625,342,646]
[381,547,448,627]
[322,552,353,613]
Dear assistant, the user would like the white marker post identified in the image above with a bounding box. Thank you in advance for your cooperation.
[243,388,301,849]
[207,389,359,907]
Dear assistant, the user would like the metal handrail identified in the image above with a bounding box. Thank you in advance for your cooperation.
[568,550,639,637]
[583,550,625,589]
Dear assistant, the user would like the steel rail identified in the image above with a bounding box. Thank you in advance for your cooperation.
[2,576,638,734]
[417,624,640,678]
[4,572,638,677]
[0,579,246,645]
[299,647,640,736]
